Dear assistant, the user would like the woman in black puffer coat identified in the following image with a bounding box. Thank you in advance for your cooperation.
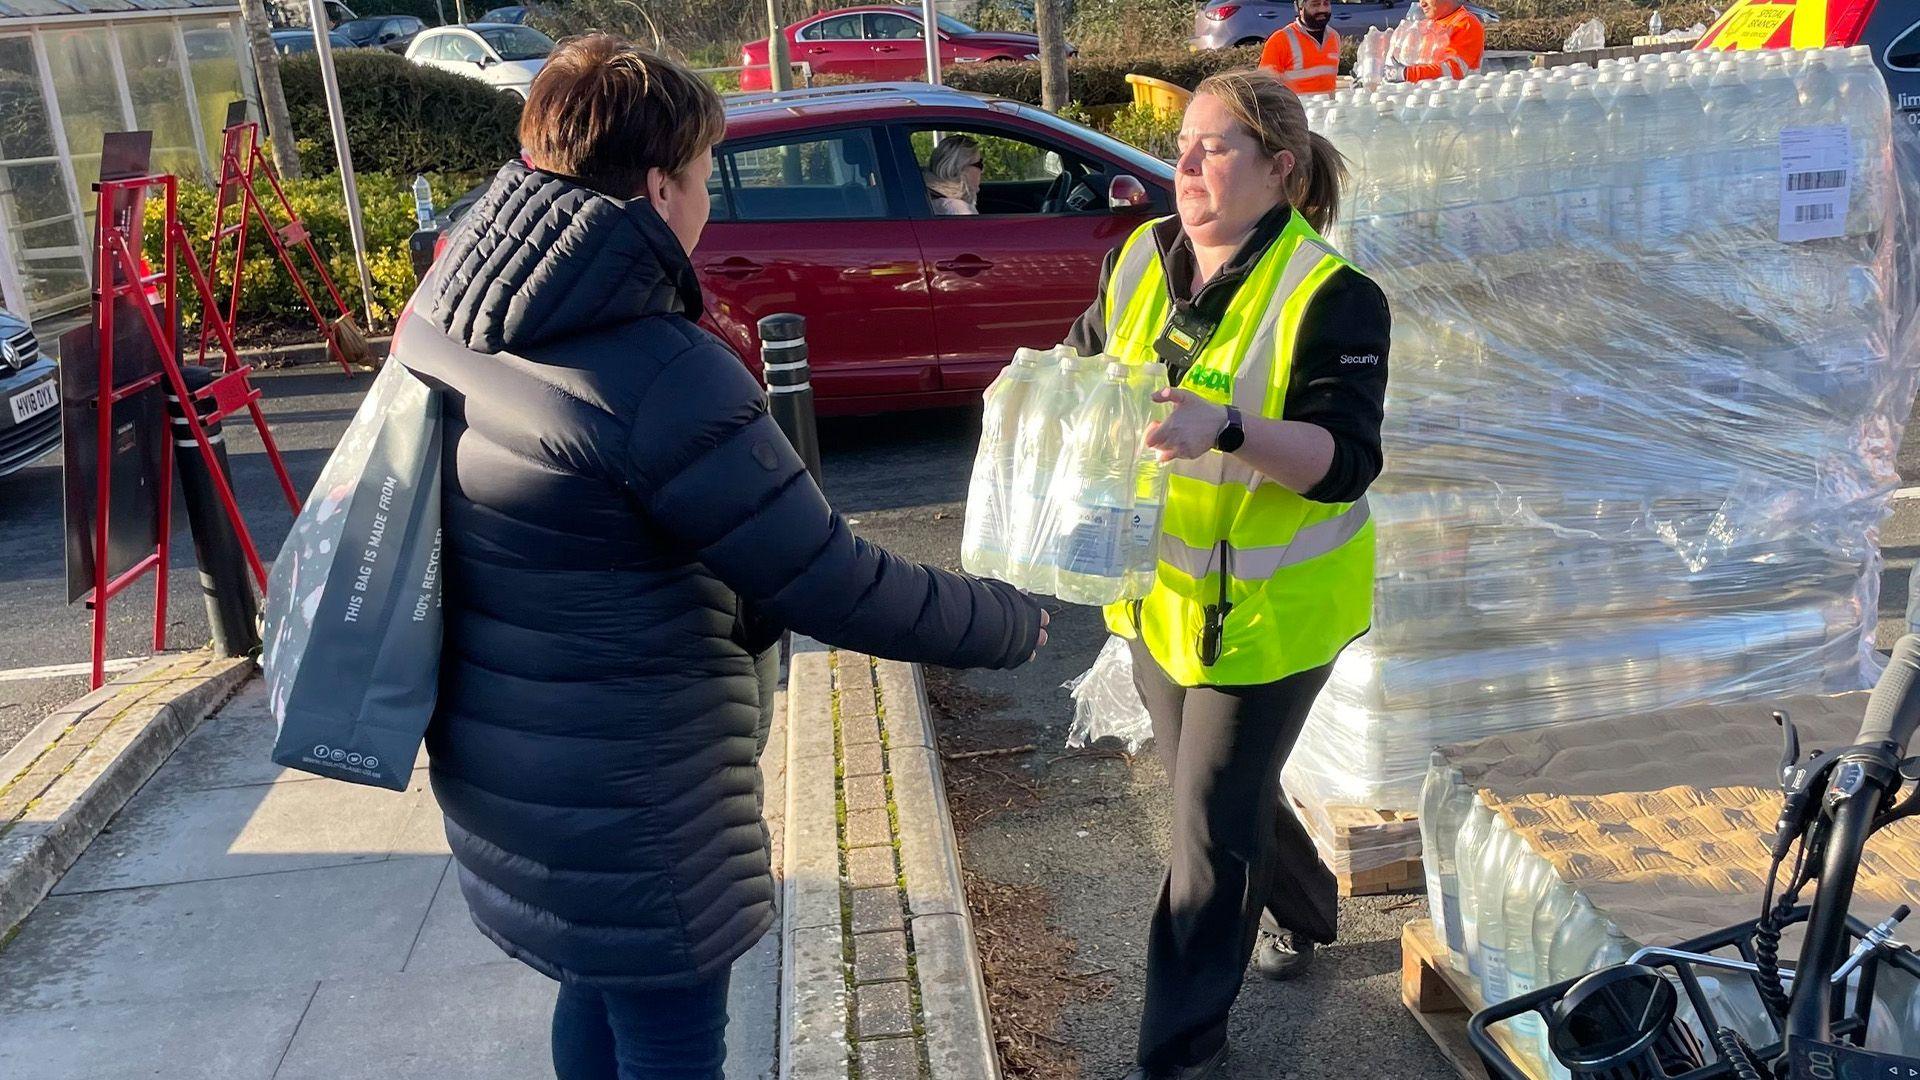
[394,37,1046,1080]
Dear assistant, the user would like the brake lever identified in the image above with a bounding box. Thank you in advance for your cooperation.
[1777,710,1801,781]
[1772,711,1835,859]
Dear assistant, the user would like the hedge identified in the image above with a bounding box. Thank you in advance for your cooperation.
[944,46,1269,107]
[146,171,483,336]
[279,51,522,177]
[1484,1,1720,52]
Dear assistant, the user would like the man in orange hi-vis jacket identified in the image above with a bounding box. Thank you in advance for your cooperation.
[1392,0,1485,82]
[1258,0,1340,96]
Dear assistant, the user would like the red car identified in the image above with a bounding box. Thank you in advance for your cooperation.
[739,6,1067,92]
[425,83,1173,414]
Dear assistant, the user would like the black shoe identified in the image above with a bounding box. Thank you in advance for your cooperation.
[1251,928,1315,981]
[1120,1042,1229,1080]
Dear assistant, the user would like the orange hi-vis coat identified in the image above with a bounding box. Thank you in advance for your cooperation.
[1405,5,1485,82]
[1259,21,1342,95]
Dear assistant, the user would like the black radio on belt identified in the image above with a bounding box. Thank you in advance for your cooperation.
[1154,303,1221,375]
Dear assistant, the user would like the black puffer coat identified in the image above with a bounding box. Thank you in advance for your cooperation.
[397,162,1042,989]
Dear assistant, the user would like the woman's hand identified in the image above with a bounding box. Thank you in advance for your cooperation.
[1145,388,1229,462]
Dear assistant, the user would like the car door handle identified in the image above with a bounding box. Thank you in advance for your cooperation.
[703,257,763,280]
[934,255,993,276]
[806,46,831,54]
[873,44,898,52]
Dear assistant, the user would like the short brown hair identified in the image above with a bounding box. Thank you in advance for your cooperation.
[519,35,726,198]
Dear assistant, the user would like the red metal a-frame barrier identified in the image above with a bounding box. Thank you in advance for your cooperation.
[199,119,359,374]
[85,171,302,688]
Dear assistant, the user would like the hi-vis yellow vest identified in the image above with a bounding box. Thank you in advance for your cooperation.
[1101,213,1375,687]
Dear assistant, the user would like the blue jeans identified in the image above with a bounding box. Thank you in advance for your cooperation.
[550,973,731,1080]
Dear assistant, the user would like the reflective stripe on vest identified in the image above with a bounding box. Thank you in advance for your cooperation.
[1097,214,1376,687]
[1278,24,1340,95]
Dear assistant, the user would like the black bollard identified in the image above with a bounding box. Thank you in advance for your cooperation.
[167,367,261,656]
[758,313,821,488]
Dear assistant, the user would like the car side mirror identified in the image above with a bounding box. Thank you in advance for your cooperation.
[1108,174,1151,210]
[476,54,494,67]
[1548,964,1678,1072]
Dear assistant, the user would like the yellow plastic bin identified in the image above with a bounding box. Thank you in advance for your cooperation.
[1125,73,1193,118]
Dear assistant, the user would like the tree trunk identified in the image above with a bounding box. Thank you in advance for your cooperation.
[241,0,301,179]
[1036,0,1069,112]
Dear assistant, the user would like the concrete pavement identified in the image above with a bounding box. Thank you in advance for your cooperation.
[0,677,781,1080]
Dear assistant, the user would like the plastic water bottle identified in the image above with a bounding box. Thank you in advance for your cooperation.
[1453,799,1494,975]
[1547,894,1610,983]
[1649,10,1663,36]
[1008,354,1082,592]
[1473,814,1522,1002]
[412,174,435,229]
[1124,363,1170,599]
[1501,848,1555,1023]
[962,348,1047,581]
[1559,74,1607,249]
[1509,80,1554,255]
[1419,758,1474,956]
[1604,69,1651,244]
[1530,879,1579,1068]
[1467,86,1514,259]
[1053,363,1140,606]
[1704,59,1763,226]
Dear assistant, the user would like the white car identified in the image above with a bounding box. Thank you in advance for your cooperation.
[404,23,554,99]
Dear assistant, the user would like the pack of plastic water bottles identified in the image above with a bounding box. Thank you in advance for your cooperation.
[1277,46,1920,862]
[961,349,1171,606]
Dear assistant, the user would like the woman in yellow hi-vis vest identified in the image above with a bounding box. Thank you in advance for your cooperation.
[1063,69,1390,1080]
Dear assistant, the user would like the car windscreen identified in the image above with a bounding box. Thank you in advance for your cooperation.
[479,26,553,60]
[336,19,380,44]
[934,14,978,35]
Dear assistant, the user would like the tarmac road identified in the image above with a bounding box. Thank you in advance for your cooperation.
[2,366,1920,1078]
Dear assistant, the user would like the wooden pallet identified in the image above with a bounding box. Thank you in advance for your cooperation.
[1295,801,1425,896]
[1401,918,1545,1080]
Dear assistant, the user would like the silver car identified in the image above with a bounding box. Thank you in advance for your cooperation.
[0,310,58,478]
[1191,0,1497,52]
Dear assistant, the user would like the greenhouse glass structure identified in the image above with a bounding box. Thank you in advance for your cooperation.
[0,0,256,318]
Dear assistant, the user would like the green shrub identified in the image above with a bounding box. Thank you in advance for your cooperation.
[278,51,522,177]
[1486,1,1719,51]
[1103,102,1180,158]
[1067,0,1194,55]
[146,171,484,335]
[943,46,1264,107]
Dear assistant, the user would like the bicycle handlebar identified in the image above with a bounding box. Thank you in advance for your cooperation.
[1859,633,1920,750]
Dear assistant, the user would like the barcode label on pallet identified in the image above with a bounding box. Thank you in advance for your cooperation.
[1778,126,1850,242]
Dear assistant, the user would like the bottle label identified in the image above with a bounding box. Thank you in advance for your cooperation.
[1128,502,1162,573]
[1060,503,1127,577]
[1561,187,1603,244]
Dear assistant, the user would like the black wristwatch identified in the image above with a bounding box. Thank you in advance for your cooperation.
[1214,404,1245,454]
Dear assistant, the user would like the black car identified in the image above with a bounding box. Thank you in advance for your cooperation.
[336,14,425,53]
[0,311,58,479]
[271,28,357,54]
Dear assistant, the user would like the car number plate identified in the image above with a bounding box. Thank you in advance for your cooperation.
[9,382,57,424]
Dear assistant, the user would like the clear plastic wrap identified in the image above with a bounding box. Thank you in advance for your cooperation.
[1280,48,1920,860]
[962,354,1170,605]
[1064,634,1154,751]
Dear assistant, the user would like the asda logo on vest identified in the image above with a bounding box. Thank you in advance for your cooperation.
[1185,367,1232,394]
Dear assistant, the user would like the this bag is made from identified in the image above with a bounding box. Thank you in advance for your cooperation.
[264,361,443,790]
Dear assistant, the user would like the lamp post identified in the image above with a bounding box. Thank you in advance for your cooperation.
[307,0,377,332]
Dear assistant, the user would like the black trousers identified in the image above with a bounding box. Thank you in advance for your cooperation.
[1128,638,1338,1071]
